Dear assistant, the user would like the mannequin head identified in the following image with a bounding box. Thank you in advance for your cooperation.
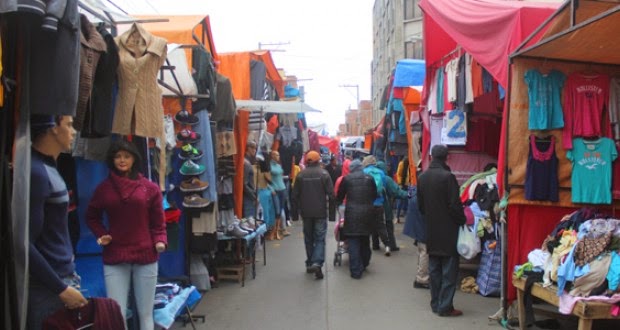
[106,140,142,179]
[31,115,76,159]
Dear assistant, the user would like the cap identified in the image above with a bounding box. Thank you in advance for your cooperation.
[349,159,363,172]
[306,151,320,163]
[362,155,377,167]
[431,144,449,160]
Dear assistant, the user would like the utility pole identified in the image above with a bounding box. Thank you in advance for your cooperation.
[339,84,361,135]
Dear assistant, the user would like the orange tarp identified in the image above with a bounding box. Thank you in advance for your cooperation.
[403,87,423,185]
[217,51,285,100]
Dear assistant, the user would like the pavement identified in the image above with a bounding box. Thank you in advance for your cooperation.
[171,219,616,330]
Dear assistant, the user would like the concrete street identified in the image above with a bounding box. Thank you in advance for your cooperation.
[175,220,510,330]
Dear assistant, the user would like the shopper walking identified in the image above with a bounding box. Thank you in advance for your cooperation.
[292,151,335,279]
[243,141,258,218]
[270,150,290,237]
[87,140,167,329]
[362,156,390,255]
[336,160,377,279]
[376,161,408,255]
[27,115,88,330]
[417,144,466,317]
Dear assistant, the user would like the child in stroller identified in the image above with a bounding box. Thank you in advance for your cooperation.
[333,208,347,266]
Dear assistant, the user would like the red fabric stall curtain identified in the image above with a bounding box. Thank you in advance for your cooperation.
[233,111,250,218]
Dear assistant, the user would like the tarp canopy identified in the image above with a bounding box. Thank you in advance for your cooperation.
[318,135,340,156]
[419,0,560,89]
[133,15,218,60]
[512,0,620,64]
[236,100,320,113]
[217,51,285,100]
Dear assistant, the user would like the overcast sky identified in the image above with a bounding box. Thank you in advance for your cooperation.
[109,0,375,135]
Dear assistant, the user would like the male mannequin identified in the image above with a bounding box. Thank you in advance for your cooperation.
[27,115,87,329]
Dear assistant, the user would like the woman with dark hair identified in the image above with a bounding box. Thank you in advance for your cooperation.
[86,139,167,329]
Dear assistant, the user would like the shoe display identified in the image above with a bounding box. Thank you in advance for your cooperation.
[182,194,211,208]
[176,128,201,143]
[384,246,391,256]
[413,281,430,289]
[226,223,249,238]
[438,309,463,317]
[174,110,199,125]
[239,222,255,233]
[180,160,205,176]
[179,144,203,160]
[180,177,209,192]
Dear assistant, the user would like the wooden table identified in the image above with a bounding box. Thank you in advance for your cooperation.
[513,277,620,330]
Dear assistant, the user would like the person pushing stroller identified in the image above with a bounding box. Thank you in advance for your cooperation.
[336,160,378,279]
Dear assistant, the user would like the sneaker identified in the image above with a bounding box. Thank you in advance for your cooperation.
[180,177,209,192]
[438,309,463,317]
[384,246,391,256]
[413,281,430,289]
[179,144,203,160]
[372,245,381,251]
[174,110,199,125]
[176,129,201,143]
[182,194,211,208]
[390,246,400,252]
[180,160,205,176]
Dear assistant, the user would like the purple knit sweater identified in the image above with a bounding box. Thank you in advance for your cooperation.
[86,172,167,265]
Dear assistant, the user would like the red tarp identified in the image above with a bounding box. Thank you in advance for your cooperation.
[318,135,340,156]
[419,0,560,194]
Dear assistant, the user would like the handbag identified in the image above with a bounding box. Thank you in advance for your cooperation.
[457,224,480,260]
[476,225,502,297]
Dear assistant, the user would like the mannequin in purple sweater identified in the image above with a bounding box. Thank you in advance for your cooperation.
[87,140,167,330]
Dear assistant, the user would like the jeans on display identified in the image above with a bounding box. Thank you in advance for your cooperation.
[242,196,256,219]
[104,262,158,330]
[258,188,275,228]
[196,110,217,203]
[27,273,82,330]
[347,235,371,278]
[302,217,327,267]
[428,254,459,314]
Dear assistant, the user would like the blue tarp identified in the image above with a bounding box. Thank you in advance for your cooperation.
[393,59,425,87]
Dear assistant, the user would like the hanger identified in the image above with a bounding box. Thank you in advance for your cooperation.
[76,323,93,330]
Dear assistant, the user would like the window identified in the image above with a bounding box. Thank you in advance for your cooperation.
[405,41,424,60]
[404,0,422,20]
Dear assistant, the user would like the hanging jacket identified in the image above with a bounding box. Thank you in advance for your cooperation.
[112,22,167,138]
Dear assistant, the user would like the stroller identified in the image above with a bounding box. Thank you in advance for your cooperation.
[333,212,347,266]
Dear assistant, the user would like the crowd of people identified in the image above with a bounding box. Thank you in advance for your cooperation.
[29,115,465,330]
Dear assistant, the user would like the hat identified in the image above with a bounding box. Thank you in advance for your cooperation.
[376,161,388,174]
[362,155,377,167]
[305,151,320,163]
[431,144,449,160]
[349,159,363,172]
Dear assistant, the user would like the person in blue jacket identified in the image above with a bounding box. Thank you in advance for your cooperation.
[376,161,408,256]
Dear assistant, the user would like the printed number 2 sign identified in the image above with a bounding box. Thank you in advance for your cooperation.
[441,109,467,145]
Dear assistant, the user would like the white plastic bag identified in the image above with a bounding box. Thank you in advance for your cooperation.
[457,225,481,260]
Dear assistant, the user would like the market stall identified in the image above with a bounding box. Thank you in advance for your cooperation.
[504,0,620,322]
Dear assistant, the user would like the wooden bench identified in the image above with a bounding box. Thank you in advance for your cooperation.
[513,277,620,330]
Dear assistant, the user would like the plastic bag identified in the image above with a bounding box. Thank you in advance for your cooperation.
[457,225,481,260]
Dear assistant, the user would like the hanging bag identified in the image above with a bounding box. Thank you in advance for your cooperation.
[476,223,501,297]
[457,224,480,260]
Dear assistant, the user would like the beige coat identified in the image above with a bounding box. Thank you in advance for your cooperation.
[112,23,167,138]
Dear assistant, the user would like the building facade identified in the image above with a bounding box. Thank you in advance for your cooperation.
[371,0,423,127]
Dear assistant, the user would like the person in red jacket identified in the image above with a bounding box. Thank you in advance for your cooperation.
[87,140,167,329]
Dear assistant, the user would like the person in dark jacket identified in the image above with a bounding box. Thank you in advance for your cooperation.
[417,144,466,317]
[337,160,377,279]
[292,151,335,279]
